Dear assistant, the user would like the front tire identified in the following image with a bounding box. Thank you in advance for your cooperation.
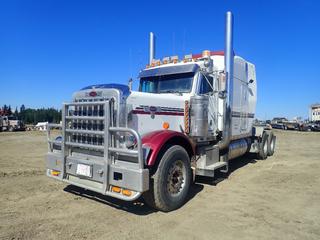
[144,145,191,212]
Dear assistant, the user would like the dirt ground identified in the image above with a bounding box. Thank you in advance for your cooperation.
[0,130,320,240]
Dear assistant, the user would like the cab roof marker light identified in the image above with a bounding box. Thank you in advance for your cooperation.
[162,56,170,64]
[202,50,211,58]
[150,59,160,67]
[155,59,161,66]
[184,54,193,62]
[171,56,178,63]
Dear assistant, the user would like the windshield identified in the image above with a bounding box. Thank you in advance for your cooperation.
[140,72,194,94]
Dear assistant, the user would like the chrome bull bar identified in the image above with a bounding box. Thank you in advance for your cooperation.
[46,100,147,200]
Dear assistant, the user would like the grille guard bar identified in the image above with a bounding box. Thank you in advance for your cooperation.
[46,100,146,198]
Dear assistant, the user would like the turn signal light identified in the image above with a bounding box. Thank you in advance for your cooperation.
[51,170,60,176]
[112,186,121,193]
[122,189,132,197]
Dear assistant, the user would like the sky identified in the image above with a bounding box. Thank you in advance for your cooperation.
[0,0,319,120]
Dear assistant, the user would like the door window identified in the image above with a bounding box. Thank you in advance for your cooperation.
[198,73,213,94]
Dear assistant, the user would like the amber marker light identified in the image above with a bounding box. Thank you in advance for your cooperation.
[163,122,170,129]
[122,189,132,197]
[112,186,121,193]
[51,170,60,176]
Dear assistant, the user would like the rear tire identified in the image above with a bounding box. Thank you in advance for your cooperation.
[143,145,191,212]
[267,132,276,156]
[258,132,268,160]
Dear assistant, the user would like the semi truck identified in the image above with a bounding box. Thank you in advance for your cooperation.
[46,12,276,211]
[0,116,25,132]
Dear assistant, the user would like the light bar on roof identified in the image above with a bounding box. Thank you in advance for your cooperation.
[162,56,170,64]
[202,50,211,58]
[184,54,192,62]
[171,55,178,63]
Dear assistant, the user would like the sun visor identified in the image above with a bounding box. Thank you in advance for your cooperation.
[138,64,199,78]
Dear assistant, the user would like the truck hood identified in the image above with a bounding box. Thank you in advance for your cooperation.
[127,91,190,110]
[126,91,190,136]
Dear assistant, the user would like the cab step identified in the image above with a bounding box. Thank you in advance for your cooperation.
[195,161,228,177]
[205,161,228,171]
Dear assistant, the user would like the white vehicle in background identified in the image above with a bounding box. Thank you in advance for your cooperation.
[35,122,48,131]
[46,12,276,211]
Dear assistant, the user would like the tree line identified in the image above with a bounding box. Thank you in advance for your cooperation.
[0,104,61,124]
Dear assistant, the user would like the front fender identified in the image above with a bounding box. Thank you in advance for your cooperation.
[142,130,195,166]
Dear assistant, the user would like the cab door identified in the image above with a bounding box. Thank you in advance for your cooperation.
[197,73,218,136]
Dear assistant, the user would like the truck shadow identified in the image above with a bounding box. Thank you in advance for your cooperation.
[63,182,203,216]
[196,152,258,185]
[63,153,257,215]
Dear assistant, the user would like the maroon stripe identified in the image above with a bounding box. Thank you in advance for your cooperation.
[132,110,184,116]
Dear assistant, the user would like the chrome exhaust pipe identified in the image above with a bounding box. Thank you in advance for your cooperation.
[219,11,234,150]
[149,32,155,64]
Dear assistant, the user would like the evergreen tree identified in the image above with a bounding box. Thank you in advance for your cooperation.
[14,107,19,118]
[20,104,26,112]
[8,105,12,116]
[1,104,61,124]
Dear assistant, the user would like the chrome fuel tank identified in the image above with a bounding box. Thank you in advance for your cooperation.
[228,138,251,160]
[190,95,209,138]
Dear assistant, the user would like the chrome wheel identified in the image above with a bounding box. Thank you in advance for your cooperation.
[270,138,275,151]
[263,139,268,154]
[166,160,186,197]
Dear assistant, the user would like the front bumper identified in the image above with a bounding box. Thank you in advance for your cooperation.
[46,152,149,201]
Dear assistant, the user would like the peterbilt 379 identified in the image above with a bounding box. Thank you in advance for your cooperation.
[46,12,276,211]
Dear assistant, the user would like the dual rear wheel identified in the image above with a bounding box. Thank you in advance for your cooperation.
[258,131,276,159]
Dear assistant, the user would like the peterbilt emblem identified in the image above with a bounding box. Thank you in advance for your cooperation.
[144,106,158,119]
[85,91,102,97]
[149,106,158,112]
[89,91,97,97]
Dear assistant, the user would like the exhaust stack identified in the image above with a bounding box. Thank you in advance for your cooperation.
[219,11,234,150]
[149,32,155,64]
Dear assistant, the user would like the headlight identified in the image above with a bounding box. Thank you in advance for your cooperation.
[118,134,136,149]
[125,135,136,148]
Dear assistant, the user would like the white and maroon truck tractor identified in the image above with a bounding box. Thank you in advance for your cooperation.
[46,11,276,212]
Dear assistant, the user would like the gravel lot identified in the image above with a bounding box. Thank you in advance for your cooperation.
[0,130,320,240]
